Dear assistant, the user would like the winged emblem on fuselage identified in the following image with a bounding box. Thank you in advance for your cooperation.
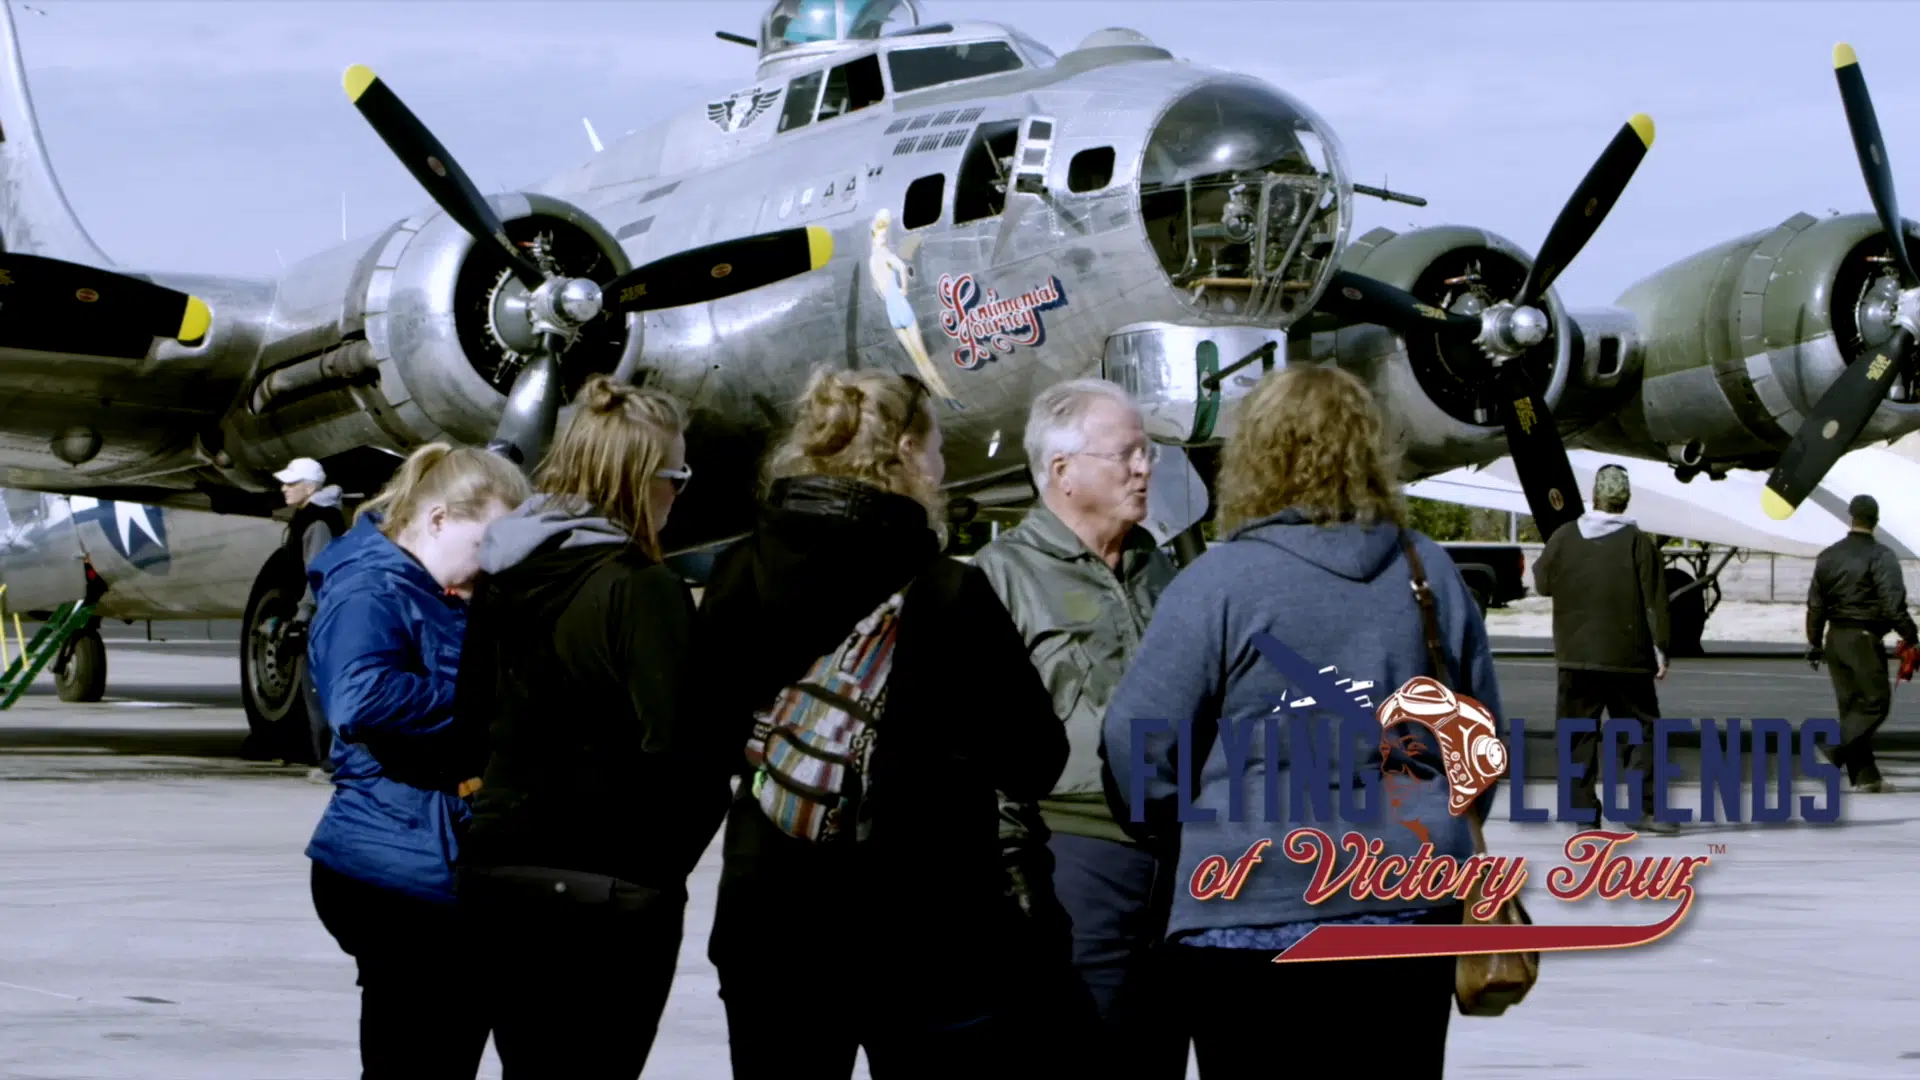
[706,86,784,134]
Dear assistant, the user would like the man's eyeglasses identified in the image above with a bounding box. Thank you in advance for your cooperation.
[1073,442,1161,468]
[656,464,693,494]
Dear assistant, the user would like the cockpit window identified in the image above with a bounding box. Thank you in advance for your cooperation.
[818,54,885,121]
[887,41,1025,95]
[780,71,824,132]
[759,0,924,62]
[1010,30,1057,67]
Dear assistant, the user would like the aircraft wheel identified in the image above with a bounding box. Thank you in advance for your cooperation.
[241,551,317,764]
[54,629,107,703]
[1665,567,1707,659]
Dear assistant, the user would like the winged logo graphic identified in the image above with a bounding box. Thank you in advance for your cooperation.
[706,87,784,134]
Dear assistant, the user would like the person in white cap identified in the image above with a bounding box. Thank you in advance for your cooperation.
[272,457,347,775]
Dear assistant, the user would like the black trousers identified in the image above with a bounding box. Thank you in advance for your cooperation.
[1169,942,1453,1079]
[1558,667,1661,819]
[310,861,490,1080]
[1825,626,1891,786]
[458,867,685,1080]
[1049,833,1187,1078]
[717,973,1044,1080]
[304,666,334,772]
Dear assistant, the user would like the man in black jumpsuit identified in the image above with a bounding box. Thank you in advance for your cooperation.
[275,457,347,775]
[1808,494,1916,794]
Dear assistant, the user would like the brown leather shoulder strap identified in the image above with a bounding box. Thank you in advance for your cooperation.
[1400,531,1451,689]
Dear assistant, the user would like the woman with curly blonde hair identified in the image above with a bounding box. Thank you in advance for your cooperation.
[1102,364,1504,1079]
[701,366,1071,1078]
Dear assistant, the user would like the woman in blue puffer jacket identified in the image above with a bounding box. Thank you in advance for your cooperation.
[303,442,529,1080]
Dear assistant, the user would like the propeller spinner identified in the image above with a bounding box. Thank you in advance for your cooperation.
[1316,115,1657,541]
[1761,44,1920,520]
[342,64,833,468]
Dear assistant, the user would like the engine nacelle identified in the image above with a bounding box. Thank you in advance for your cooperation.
[226,193,640,475]
[1591,211,1920,468]
[1291,225,1576,479]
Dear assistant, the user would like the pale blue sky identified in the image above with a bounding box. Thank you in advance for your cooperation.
[14,0,1920,308]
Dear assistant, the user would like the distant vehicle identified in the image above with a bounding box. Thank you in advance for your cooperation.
[1441,543,1527,615]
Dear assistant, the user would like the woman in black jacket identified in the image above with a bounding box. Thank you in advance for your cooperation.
[450,375,725,1078]
[701,367,1072,1079]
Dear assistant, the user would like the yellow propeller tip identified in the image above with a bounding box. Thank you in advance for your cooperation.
[343,64,377,103]
[1628,114,1655,149]
[1761,487,1797,521]
[177,296,211,343]
[805,224,833,270]
[1834,43,1858,69]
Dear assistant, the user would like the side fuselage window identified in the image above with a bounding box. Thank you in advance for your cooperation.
[954,120,1020,224]
[904,174,945,229]
[887,41,1024,95]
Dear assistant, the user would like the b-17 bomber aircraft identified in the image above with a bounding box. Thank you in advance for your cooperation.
[2,0,1919,755]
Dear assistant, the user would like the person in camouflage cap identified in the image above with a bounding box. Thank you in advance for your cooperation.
[1531,462,1676,831]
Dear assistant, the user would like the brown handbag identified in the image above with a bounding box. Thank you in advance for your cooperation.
[1400,533,1539,1017]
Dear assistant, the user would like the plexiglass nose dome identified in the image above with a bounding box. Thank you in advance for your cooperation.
[1137,80,1353,326]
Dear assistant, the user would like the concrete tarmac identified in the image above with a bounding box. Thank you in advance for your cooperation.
[2,644,1918,1079]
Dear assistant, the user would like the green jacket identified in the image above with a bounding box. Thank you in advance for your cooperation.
[975,504,1177,845]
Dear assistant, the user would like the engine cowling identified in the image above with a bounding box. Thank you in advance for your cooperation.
[1291,225,1576,479]
[1594,210,1920,468]
[226,192,640,474]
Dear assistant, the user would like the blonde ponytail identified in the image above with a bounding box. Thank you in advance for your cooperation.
[357,442,532,538]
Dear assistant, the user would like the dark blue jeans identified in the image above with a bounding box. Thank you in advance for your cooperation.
[1050,832,1189,1078]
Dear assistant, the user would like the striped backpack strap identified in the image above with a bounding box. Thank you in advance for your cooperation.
[744,588,908,844]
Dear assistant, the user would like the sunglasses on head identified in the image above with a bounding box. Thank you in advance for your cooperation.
[656,463,692,494]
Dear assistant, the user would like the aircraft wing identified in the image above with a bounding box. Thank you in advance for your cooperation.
[1406,449,1920,558]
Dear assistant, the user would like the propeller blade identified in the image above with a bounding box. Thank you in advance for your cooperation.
[601,225,834,314]
[1762,328,1912,519]
[1833,43,1917,287]
[1759,44,1918,520]
[485,352,565,471]
[1515,114,1655,309]
[343,64,547,290]
[0,253,211,358]
[1494,360,1585,539]
[1313,270,1480,336]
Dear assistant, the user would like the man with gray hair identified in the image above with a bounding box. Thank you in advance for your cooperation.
[975,377,1183,1076]
[1533,463,1675,831]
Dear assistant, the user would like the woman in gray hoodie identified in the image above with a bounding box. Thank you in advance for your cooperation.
[1102,365,1503,1079]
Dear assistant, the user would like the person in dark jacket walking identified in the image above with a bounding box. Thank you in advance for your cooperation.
[304,442,530,1080]
[1531,464,1674,831]
[1103,366,1498,1080]
[1807,493,1917,793]
[450,375,715,1078]
[701,367,1071,1080]
[274,456,348,776]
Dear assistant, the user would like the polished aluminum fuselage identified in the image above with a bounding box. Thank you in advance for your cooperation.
[0,489,283,618]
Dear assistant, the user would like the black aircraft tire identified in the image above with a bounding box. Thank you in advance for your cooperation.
[241,551,317,764]
[1665,567,1707,659]
[54,629,106,703]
